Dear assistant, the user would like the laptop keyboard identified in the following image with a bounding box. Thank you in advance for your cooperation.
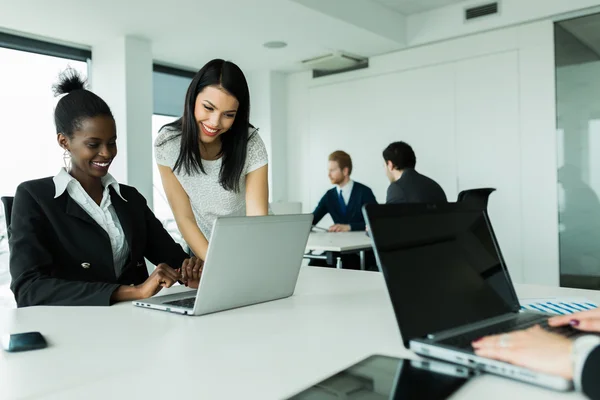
[164,297,195,309]
[440,314,580,349]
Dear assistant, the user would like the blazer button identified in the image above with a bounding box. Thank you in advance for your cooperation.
[81,262,91,269]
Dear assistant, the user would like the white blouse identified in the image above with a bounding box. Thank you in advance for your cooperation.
[154,127,268,240]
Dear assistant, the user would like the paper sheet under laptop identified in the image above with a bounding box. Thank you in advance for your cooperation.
[520,297,598,315]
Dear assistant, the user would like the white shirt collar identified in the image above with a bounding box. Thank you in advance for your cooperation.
[53,168,126,201]
[337,179,354,194]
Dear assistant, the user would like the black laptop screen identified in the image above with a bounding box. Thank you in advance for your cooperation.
[365,204,519,345]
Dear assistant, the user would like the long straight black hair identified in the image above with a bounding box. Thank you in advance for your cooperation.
[160,59,252,192]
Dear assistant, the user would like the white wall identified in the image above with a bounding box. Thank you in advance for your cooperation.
[407,0,600,46]
[285,21,558,286]
[270,72,288,203]
[91,36,154,206]
[247,70,288,203]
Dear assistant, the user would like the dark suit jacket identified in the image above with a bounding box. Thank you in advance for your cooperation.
[9,178,188,307]
[582,345,600,399]
[386,168,447,204]
[312,181,377,231]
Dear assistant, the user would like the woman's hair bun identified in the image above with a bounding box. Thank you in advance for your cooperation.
[52,68,87,97]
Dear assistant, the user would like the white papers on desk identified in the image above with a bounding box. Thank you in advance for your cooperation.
[520,297,598,315]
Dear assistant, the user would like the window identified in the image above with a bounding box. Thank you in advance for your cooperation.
[153,64,194,117]
[555,15,600,289]
[0,36,89,308]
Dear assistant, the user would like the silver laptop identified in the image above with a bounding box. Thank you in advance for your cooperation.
[133,214,312,316]
[362,203,580,391]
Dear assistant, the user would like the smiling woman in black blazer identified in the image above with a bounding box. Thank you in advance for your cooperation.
[9,69,202,307]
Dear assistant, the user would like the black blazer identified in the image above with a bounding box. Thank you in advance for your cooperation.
[582,345,600,399]
[9,178,188,307]
[386,168,447,204]
[312,181,377,231]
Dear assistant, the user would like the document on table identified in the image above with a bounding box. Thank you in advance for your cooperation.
[520,297,598,315]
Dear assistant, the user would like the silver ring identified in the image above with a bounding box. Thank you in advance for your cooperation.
[498,334,511,348]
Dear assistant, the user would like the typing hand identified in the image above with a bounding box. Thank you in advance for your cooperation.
[137,263,180,298]
[328,224,351,232]
[471,325,573,379]
[179,257,203,289]
[549,308,600,332]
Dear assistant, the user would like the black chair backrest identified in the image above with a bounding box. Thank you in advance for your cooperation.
[457,188,496,209]
[1,196,14,233]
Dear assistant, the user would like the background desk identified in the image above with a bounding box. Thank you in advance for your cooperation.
[305,232,373,270]
[0,267,594,400]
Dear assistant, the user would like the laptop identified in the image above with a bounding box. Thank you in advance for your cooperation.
[362,203,580,391]
[133,214,312,316]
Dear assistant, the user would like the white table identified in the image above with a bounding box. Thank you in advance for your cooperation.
[305,231,373,270]
[0,267,594,400]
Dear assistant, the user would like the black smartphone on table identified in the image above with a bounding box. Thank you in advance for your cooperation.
[287,354,472,399]
[2,332,48,352]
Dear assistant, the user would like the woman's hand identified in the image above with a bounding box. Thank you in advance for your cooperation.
[549,308,600,332]
[136,263,181,299]
[179,257,203,289]
[471,325,574,379]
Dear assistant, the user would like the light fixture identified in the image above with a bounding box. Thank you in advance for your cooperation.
[263,41,287,49]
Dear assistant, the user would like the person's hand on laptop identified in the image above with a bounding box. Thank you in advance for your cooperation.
[179,257,203,289]
[136,263,181,299]
[471,325,573,379]
[549,308,600,332]
[329,224,350,232]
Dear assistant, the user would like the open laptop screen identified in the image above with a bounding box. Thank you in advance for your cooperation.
[363,204,519,345]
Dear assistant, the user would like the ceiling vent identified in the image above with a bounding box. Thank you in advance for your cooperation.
[301,51,365,70]
[301,51,368,77]
[465,2,499,21]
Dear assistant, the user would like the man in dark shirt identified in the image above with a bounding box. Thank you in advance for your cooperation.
[383,141,447,204]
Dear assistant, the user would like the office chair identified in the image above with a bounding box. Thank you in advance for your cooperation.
[457,188,496,209]
[1,196,14,238]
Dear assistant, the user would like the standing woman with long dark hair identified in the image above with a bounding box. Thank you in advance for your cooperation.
[155,59,269,260]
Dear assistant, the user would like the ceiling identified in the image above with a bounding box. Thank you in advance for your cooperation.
[370,0,467,15]
[0,0,468,72]
[559,13,600,59]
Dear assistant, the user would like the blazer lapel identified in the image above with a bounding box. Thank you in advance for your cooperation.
[64,195,107,237]
[109,188,133,252]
